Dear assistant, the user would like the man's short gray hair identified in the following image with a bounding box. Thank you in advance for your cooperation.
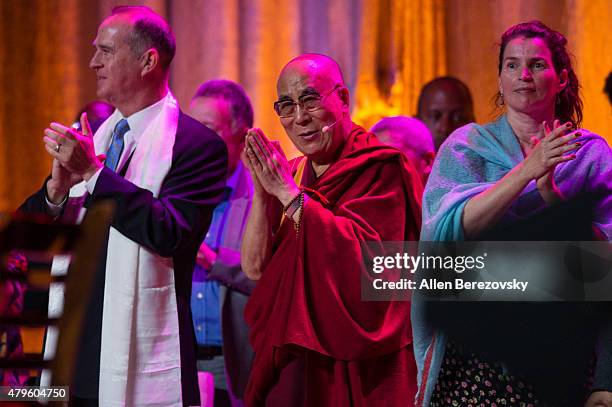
[111,6,176,71]
[371,116,434,157]
[193,80,254,132]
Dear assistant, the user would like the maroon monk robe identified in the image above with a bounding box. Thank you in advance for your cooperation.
[245,124,423,407]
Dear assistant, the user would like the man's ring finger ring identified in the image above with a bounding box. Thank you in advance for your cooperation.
[55,143,60,153]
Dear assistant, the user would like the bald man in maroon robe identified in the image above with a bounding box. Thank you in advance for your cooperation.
[240,54,422,407]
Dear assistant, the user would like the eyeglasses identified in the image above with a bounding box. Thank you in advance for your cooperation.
[274,85,341,118]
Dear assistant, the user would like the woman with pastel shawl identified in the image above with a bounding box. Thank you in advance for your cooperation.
[413,21,612,407]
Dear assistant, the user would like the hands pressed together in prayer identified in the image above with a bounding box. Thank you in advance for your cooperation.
[239,128,292,280]
[43,113,104,204]
[241,128,300,208]
[521,120,580,203]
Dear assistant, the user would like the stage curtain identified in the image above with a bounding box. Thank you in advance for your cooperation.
[352,0,447,129]
[170,0,363,158]
[0,0,95,212]
[566,0,612,138]
[0,0,610,212]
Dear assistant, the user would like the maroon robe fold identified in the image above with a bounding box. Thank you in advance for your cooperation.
[245,124,423,406]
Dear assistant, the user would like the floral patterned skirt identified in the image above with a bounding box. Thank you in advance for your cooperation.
[430,340,538,407]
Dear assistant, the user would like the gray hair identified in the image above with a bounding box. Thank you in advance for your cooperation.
[111,6,176,71]
[193,80,254,131]
[371,116,434,157]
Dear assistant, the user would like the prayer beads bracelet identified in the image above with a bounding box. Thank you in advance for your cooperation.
[283,190,306,235]
[283,191,302,218]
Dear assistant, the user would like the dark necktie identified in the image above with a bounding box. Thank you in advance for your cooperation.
[105,119,130,172]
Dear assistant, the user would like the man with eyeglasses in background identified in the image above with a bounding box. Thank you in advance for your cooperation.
[238,53,423,407]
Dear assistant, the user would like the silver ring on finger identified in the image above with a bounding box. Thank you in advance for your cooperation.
[55,143,61,153]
